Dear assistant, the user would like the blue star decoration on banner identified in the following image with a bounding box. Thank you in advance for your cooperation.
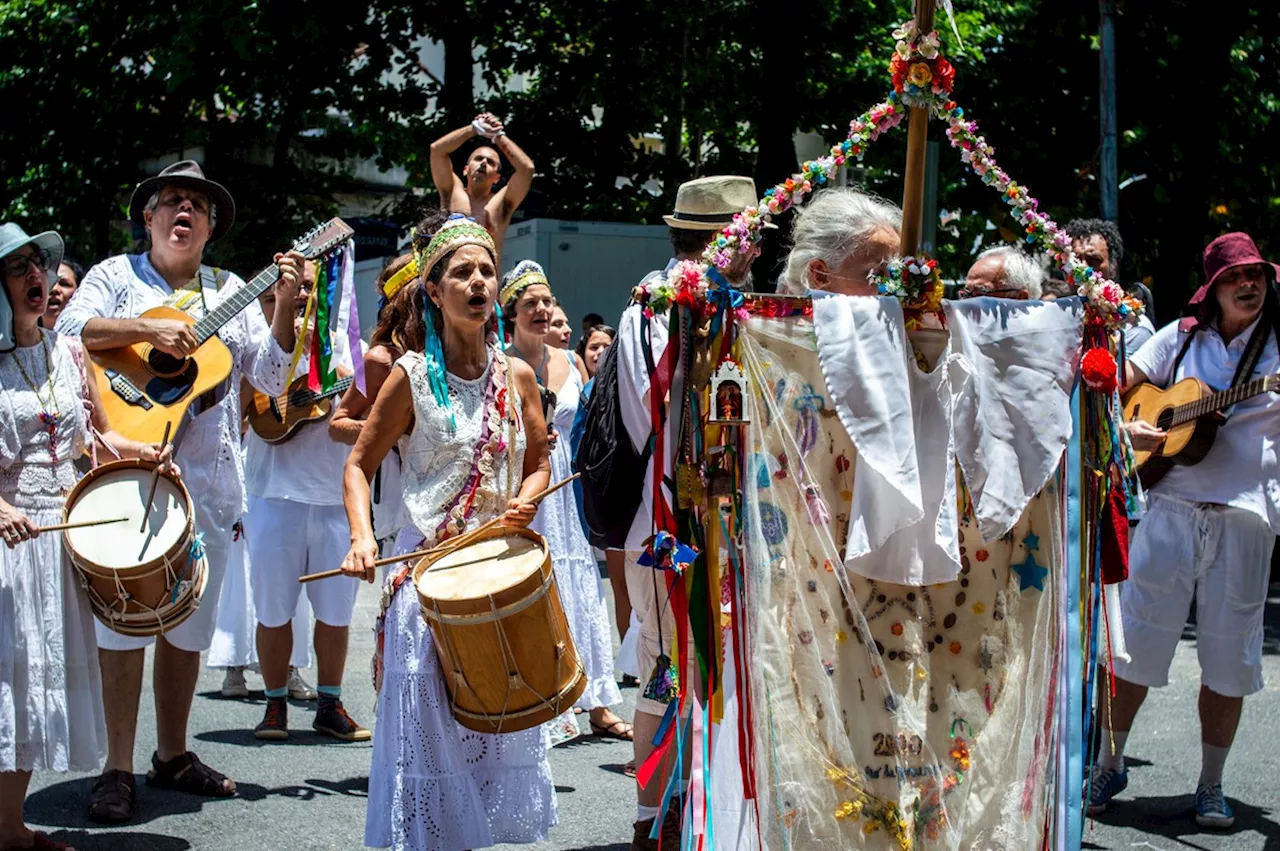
[1022,532,1040,552]
[1012,551,1048,592]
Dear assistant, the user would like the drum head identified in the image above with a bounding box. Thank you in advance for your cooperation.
[66,467,189,569]
[416,532,546,602]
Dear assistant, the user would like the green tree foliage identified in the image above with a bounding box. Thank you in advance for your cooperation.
[1,0,1276,312]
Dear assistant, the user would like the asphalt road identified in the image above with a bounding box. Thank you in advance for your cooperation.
[23,581,1280,851]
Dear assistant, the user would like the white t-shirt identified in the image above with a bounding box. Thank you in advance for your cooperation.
[617,271,674,551]
[1130,315,1280,531]
[243,352,362,506]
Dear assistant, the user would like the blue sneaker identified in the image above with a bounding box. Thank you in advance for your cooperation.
[1088,764,1128,814]
[1194,783,1235,829]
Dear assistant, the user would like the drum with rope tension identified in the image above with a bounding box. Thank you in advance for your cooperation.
[413,525,586,734]
[63,458,208,636]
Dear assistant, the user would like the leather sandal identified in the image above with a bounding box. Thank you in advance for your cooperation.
[87,769,135,824]
[145,751,235,797]
[590,718,635,741]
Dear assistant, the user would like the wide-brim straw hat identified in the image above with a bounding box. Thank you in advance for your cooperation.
[129,159,236,242]
[663,175,774,231]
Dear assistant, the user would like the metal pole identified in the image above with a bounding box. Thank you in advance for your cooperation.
[1099,0,1118,222]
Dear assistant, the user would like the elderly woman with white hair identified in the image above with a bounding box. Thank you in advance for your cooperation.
[778,188,902,296]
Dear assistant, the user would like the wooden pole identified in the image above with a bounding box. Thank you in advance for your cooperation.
[899,0,937,256]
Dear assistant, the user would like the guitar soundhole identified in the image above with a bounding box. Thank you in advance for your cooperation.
[147,348,187,378]
[1156,409,1175,431]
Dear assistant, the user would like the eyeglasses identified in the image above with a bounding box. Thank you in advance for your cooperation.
[3,248,53,279]
[957,286,1029,300]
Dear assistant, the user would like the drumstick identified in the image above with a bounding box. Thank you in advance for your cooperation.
[298,473,581,584]
[38,517,129,533]
[139,422,172,534]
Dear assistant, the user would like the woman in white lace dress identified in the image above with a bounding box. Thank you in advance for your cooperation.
[0,223,173,851]
[340,213,557,851]
[500,261,631,740]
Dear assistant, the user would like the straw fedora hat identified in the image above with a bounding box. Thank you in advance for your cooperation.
[129,160,236,242]
[663,175,768,231]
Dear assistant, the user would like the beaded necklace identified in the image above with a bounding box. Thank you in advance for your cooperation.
[9,334,62,463]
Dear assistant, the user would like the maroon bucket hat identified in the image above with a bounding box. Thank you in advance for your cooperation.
[1190,232,1277,305]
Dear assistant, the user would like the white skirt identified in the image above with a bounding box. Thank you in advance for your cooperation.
[365,529,558,851]
[0,501,105,772]
[531,440,621,711]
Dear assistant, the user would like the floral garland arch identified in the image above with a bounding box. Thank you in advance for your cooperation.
[636,19,1146,378]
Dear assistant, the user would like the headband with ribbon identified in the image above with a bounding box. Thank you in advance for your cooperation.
[382,258,419,301]
[499,264,549,306]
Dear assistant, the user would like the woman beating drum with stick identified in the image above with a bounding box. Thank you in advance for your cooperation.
[337,211,560,851]
[0,223,175,851]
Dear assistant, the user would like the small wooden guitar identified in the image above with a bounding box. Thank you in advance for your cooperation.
[247,374,354,444]
[89,219,353,444]
[1121,372,1280,487]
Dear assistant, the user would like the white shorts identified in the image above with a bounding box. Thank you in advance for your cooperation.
[1114,495,1274,698]
[246,497,357,629]
[96,502,233,654]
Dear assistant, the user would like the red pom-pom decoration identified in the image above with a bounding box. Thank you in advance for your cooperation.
[1081,346,1118,394]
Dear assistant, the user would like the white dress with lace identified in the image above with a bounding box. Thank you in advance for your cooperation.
[532,352,620,710]
[0,330,105,772]
[365,349,557,851]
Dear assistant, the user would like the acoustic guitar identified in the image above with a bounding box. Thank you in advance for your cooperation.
[89,219,353,444]
[247,374,354,444]
[1121,372,1280,487]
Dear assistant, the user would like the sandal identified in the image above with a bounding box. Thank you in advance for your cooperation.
[590,718,635,741]
[87,769,135,824]
[623,759,637,778]
[145,751,236,798]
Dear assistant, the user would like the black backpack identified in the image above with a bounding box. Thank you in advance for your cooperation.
[574,310,653,550]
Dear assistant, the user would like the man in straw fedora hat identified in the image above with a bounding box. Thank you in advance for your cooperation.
[584,174,764,851]
[57,159,306,823]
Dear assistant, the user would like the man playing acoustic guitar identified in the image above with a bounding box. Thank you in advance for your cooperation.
[56,160,304,823]
[1092,232,1279,829]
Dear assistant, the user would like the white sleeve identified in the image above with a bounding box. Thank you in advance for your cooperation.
[1128,319,1184,387]
[55,257,126,336]
[235,279,291,396]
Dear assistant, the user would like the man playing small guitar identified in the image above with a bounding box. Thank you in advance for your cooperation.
[1091,232,1279,830]
[56,160,304,823]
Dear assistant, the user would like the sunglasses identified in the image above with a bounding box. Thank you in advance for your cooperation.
[4,248,53,279]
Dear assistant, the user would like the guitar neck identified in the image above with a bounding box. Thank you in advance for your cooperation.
[1170,374,1278,426]
[191,265,280,344]
[286,375,355,408]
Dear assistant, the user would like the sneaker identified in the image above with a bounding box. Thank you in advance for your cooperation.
[288,667,317,701]
[1087,764,1127,814]
[254,697,289,741]
[220,667,249,699]
[313,699,371,742]
[1194,783,1235,829]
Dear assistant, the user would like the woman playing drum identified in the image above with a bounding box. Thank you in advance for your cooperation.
[330,253,424,552]
[339,212,557,851]
[501,261,631,741]
[0,223,173,851]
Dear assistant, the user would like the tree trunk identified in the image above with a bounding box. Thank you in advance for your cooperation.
[442,11,474,128]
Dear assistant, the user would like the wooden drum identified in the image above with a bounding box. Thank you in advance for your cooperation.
[63,459,208,636]
[413,526,586,734]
